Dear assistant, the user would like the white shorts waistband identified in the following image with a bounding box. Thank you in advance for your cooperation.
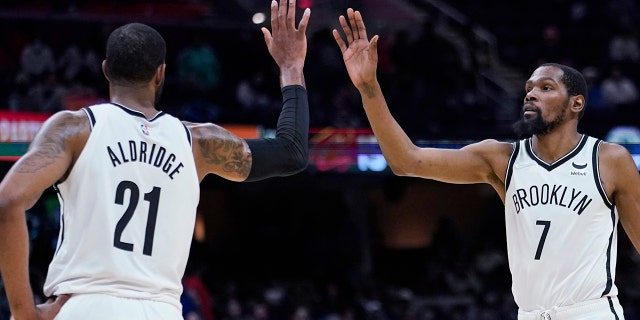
[517,296,623,320]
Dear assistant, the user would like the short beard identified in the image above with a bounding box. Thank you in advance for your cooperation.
[512,105,566,138]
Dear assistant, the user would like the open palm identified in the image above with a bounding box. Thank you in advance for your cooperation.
[333,8,379,90]
[262,0,310,71]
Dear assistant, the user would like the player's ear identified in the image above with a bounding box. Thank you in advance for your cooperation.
[154,63,166,87]
[570,94,585,115]
[102,60,110,81]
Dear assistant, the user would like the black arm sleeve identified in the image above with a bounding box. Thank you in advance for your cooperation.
[245,85,309,182]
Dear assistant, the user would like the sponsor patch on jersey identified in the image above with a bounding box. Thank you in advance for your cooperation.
[141,124,150,136]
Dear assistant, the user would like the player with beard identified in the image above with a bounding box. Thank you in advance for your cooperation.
[333,8,640,319]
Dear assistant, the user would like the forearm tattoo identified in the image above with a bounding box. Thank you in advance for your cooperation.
[197,128,252,177]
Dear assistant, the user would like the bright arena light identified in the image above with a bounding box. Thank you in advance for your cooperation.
[252,12,266,24]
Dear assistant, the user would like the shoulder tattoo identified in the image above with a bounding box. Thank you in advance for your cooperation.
[17,112,88,173]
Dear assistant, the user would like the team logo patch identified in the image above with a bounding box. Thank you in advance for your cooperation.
[141,124,150,136]
[572,162,587,169]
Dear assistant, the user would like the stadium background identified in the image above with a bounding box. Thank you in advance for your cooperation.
[1,0,640,319]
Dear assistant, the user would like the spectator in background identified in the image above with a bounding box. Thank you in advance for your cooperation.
[532,24,572,69]
[601,65,639,119]
[608,23,640,81]
[19,34,55,82]
[57,33,105,111]
[27,71,67,113]
[7,73,36,111]
[248,301,271,320]
[56,40,101,87]
[56,44,84,84]
[177,32,222,93]
[581,66,613,138]
[222,298,248,320]
[235,70,279,124]
[582,66,606,110]
[182,241,216,320]
[306,28,349,127]
[608,25,640,65]
[7,71,66,113]
[177,31,223,122]
[289,305,310,320]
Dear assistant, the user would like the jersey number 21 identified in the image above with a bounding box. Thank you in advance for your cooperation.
[113,180,160,256]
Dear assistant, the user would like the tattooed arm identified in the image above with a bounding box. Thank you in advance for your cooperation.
[186,85,309,183]
[187,122,253,182]
[0,110,87,319]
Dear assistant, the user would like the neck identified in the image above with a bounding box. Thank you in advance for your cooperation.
[532,129,582,163]
[109,84,158,119]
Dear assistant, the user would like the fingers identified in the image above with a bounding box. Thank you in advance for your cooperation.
[261,27,273,47]
[339,14,354,44]
[270,0,310,34]
[370,34,379,60]
[278,0,287,32]
[354,10,368,41]
[337,8,368,44]
[269,0,278,34]
[297,8,311,34]
[347,8,359,40]
[286,0,296,30]
[332,29,347,54]
[54,294,71,306]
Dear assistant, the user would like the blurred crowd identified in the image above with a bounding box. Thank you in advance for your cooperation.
[1,1,640,140]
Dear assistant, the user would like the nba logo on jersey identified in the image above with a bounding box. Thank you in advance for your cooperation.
[540,312,551,320]
[141,124,150,136]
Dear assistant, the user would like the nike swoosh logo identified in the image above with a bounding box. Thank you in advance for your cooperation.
[572,162,587,169]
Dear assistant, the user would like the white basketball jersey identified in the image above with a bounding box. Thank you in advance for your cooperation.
[504,135,620,312]
[43,103,199,310]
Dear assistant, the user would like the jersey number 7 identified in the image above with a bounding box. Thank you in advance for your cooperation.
[535,220,551,260]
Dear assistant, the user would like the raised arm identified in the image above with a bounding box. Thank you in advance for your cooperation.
[191,0,310,182]
[0,111,85,319]
[188,84,308,182]
[600,142,640,254]
[333,8,511,189]
[261,0,310,88]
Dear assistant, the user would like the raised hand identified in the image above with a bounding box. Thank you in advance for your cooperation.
[333,8,379,92]
[261,0,311,86]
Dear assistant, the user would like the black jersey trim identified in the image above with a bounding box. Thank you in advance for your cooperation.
[110,103,166,121]
[182,123,192,147]
[83,107,96,128]
[601,206,617,297]
[52,184,65,256]
[505,141,520,189]
[525,134,588,171]
[607,296,621,320]
[593,139,613,208]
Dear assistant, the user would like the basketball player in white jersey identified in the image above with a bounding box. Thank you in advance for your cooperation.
[333,8,640,319]
[0,0,310,319]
